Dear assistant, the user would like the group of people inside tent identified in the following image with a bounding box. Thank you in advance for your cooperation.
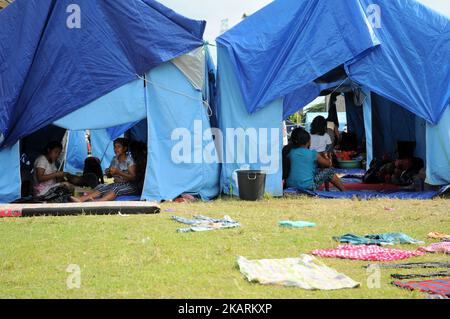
[282,99,427,193]
[282,114,347,193]
[31,137,147,203]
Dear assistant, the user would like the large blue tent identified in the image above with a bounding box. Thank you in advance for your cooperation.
[0,0,220,203]
[216,0,450,196]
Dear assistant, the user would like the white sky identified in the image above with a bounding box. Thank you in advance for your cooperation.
[158,0,449,109]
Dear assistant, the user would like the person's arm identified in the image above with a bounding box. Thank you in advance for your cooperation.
[105,161,114,178]
[317,153,332,168]
[333,126,340,146]
[35,168,65,183]
[282,145,292,180]
[109,165,136,182]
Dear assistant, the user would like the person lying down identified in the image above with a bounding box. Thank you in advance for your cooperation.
[71,138,145,202]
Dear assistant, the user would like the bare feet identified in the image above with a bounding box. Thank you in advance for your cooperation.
[70,196,81,203]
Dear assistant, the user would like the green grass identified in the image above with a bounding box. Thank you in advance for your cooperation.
[0,197,449,299]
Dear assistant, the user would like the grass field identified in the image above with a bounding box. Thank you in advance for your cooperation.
[0,196,449,299]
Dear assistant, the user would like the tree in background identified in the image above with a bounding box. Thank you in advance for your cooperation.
[305,102,327,113]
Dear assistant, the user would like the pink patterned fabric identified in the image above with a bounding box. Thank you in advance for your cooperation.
[312,244,425,261]
[419,242,450,254]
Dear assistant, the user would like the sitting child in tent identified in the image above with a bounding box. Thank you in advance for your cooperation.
[285,128,346,192]
[70,138,146,202]
[310,115,333,154]
[33,141,74,198]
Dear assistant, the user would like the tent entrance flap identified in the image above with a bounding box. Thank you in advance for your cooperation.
[426,105,450,185]
[142,62,220,201]
[217,46,283,197]
[0,142,21,203]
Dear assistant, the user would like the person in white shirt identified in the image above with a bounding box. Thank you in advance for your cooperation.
[310,116,332,153]
[33,141,73,197]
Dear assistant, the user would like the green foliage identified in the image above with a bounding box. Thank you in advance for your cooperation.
[305,102,327,113]
[287,112,302,124]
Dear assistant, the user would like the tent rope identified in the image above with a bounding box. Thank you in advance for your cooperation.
[328,76,350,97]
[136,74,213,117]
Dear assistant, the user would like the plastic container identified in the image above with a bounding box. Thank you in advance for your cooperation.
[337,160,362,169]
[237,170,266,201]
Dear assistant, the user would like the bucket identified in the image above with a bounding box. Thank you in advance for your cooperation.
[237,170,266,201]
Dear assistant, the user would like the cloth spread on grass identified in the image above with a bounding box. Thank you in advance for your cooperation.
[418,242,450,254]
[312,244,425,261]
[427,232,450,242]
[172,215,240,233]
[391,271,450,280]
[237,254,359,290]
[279,221,316,228]
[333,233,424,246]
[365,262,450,269]
[393,279,450,297]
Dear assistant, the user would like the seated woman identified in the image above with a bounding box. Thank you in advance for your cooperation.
[286,128,346,192]
[310,116,333,154]
[71,138,142,202]
[33,141,73,198]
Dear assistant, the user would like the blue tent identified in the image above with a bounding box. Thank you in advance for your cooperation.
[216,0,450,196]
[0,0,220,203]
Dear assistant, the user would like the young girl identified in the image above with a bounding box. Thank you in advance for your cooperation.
[286,128,346,192]
[310,116,333,154]
[71,138,141,202]
[33,141,73,198]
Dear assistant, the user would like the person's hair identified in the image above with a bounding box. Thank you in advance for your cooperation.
[129,141,147,189]
[310,116,327,136]
[44,141,63,155]
[290,127,311,147]
[113,138,129,151]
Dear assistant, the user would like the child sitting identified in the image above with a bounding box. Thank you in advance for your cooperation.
[71,138,142,202]
[286,128,346,192]
[33,141,73,198]
[310,115,333,154]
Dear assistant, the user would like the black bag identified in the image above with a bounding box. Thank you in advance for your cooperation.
[83,157,104,184]
[38,186,72,203]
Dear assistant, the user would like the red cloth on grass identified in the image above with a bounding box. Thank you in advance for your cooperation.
[393,279,450,296]
[419,242,450,254]
[312,244,425,261]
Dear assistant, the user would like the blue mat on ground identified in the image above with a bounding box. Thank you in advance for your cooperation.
[341,177,364,184]
[115,195,142,202]
[284,185,450,200]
